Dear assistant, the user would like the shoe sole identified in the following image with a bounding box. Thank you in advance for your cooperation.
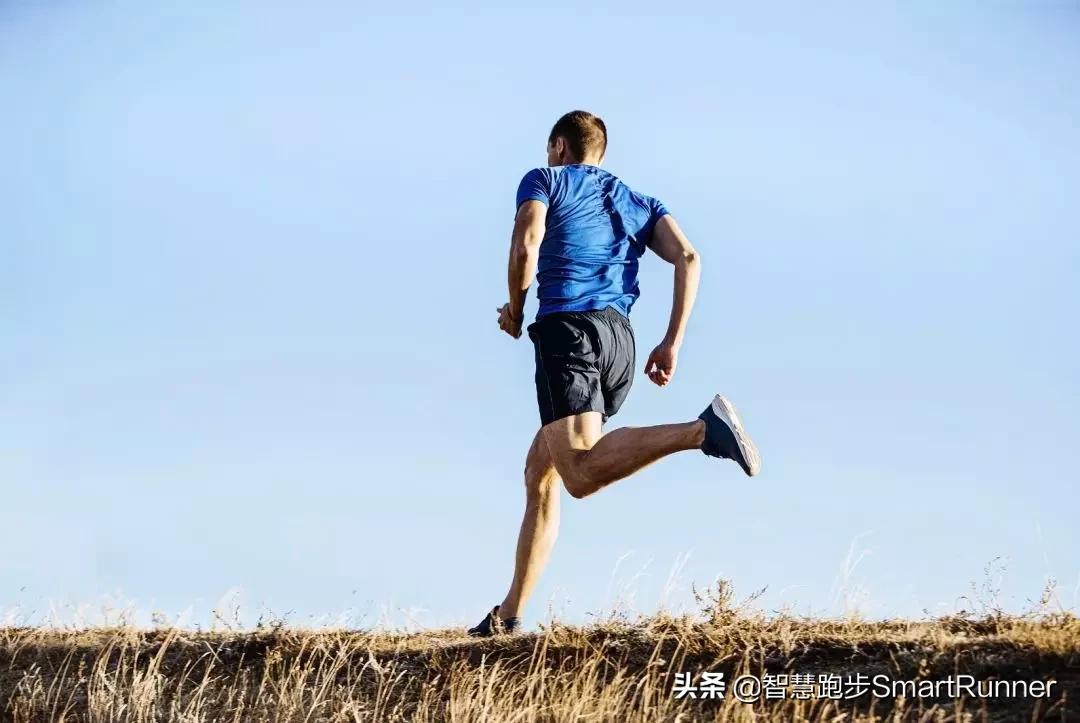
[711,395,761,476]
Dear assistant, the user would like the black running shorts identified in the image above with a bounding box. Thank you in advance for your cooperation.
[527,306,636,427]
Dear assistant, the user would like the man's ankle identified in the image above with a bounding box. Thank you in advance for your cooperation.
[690,419,706,447]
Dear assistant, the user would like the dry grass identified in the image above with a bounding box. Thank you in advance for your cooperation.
[2,588,1077,722]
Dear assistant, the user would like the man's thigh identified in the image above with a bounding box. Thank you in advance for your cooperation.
[539,411,603,482]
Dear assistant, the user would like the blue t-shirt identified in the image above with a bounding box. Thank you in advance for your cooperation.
[516,164,669,319]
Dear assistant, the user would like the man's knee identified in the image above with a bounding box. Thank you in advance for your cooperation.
[560,468,596,500]
[524,459,554,488]
[525,453,592,500]
[538,413,603,500]
[546,446,598,499]
[564,481,588,500]
[524,439,558,500]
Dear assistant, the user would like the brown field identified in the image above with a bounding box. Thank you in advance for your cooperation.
[2,589,1077,722]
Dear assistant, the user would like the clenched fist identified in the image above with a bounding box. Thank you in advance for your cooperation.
[497,303,522,339]
[644,342,679,386]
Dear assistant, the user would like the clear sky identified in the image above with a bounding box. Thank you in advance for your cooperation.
[3,1,1078,630]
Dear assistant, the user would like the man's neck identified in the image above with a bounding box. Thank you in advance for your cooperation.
[561,154,603,167]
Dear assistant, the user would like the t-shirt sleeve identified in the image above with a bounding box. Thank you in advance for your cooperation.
[515,168,552,209]
[647,195,670,225]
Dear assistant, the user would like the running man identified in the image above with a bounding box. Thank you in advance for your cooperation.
[469,111,761,636]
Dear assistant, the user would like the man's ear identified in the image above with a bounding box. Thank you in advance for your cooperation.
[554,136,567,161]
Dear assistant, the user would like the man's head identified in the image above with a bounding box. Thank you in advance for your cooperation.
[547,110,607,167]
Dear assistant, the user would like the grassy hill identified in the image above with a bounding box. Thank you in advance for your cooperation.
[2,602,1077,721]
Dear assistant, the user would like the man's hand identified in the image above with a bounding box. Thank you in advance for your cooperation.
[645,341,679,386]
[497,303,522,339]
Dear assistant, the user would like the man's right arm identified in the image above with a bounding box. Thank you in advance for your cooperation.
[644,215,701,386]
[498,168,551,339]
[503,200,546,332]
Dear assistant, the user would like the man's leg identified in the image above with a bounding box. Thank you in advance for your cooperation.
[543,411,706,499]
[497,430,560,619]
[470,398,759,634]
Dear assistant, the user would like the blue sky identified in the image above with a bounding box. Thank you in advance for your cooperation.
[2,1,1078,629]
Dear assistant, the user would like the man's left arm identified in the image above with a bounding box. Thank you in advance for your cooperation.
[498,199,546,338]
[643,214,701,386]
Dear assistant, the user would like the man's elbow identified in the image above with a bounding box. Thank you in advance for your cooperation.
[680,248,700,268]
[512,241,539,263]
